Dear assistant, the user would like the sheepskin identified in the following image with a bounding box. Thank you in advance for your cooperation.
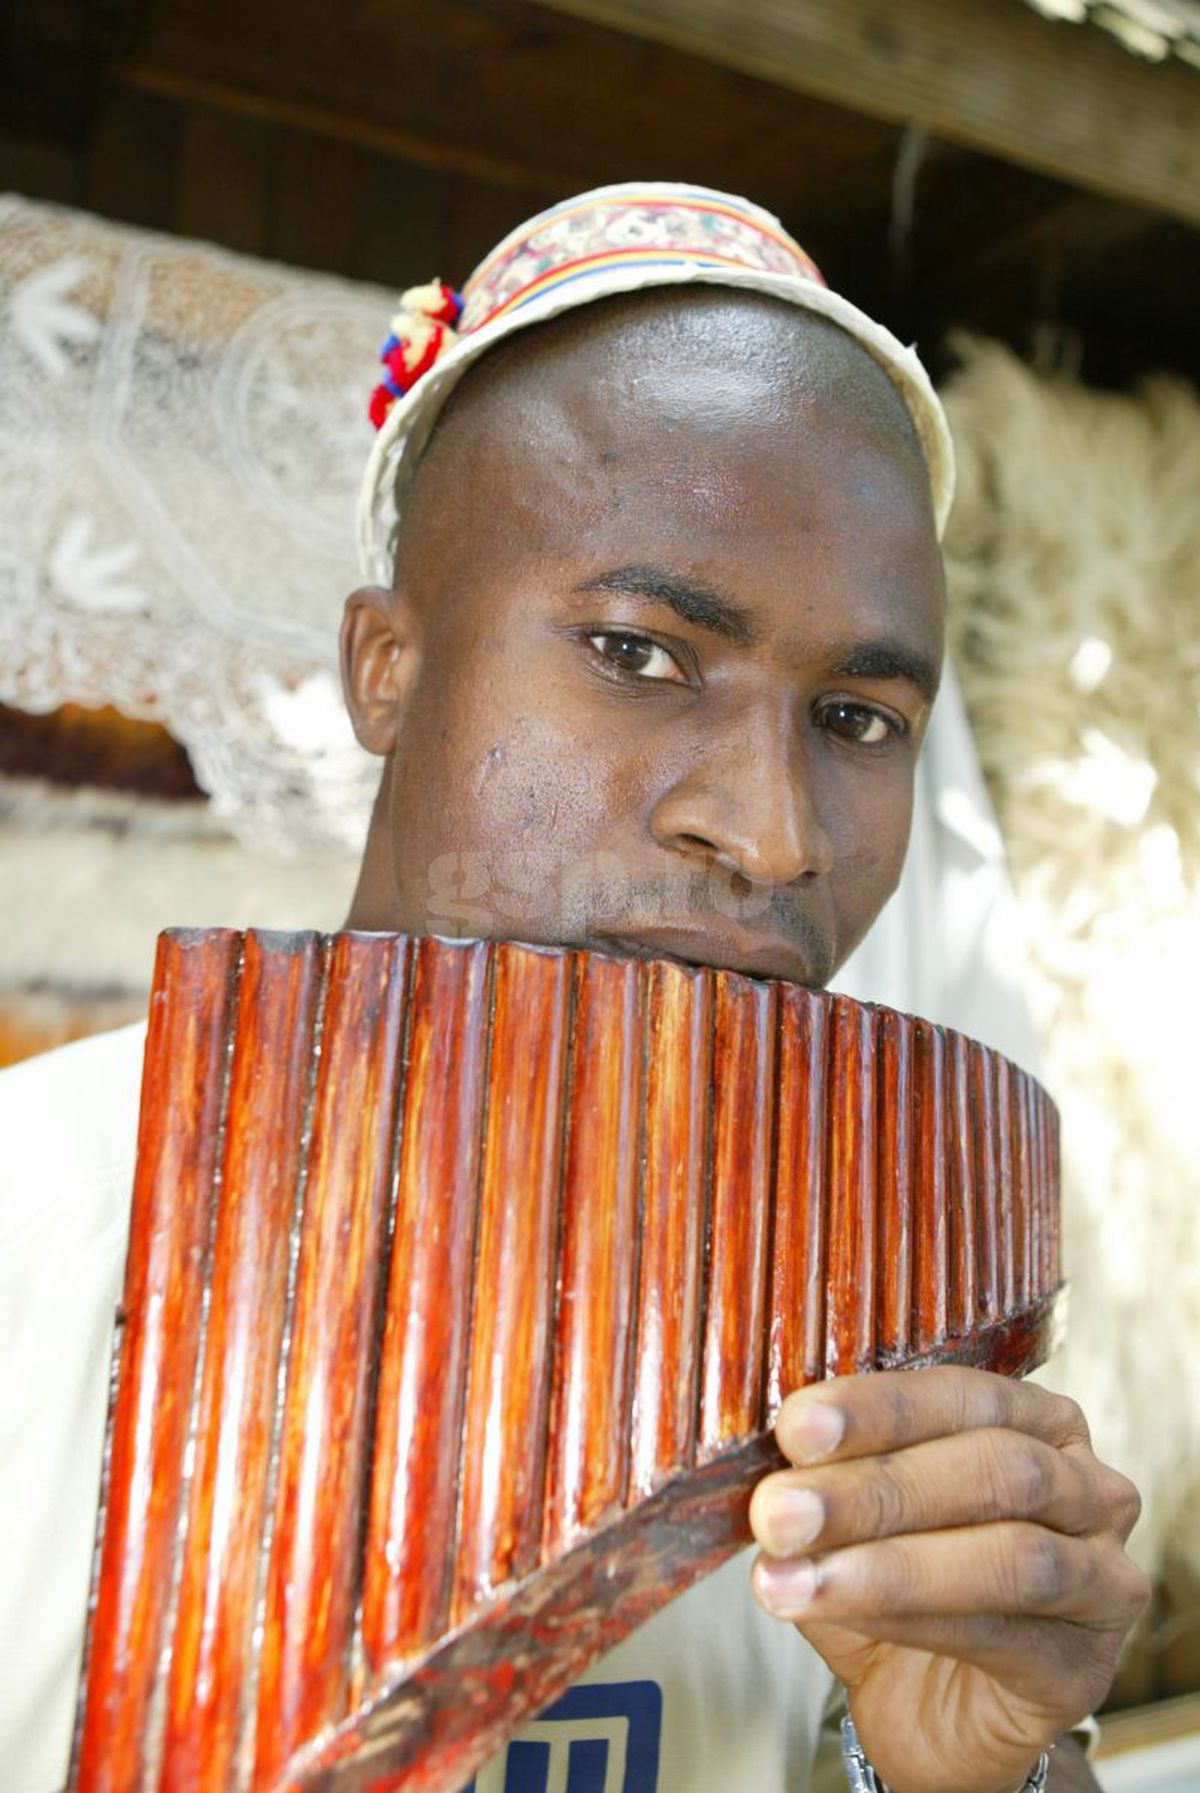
[942,337,1200,1582]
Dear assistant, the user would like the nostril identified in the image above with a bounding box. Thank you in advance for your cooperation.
[671,838,769,895]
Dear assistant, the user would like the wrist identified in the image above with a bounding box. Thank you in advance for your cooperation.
[840,1715,1051,1793]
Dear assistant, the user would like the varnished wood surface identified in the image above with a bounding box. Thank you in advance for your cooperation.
[627,958,711,1501]
[162,932,324,1791]
[71,928,1063,1793]
[361,939,491,1675]
[252,933,411,1788]
[73,929,242,1791]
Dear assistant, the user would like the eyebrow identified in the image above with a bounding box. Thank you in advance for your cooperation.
[576,565,757,645]
[829,641,941,706]
[576,564,940,702]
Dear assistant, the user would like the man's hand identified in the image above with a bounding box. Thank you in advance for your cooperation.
[748,1366,1148,1793]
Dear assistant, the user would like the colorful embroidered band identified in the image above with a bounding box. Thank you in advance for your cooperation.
[358,182,956,574]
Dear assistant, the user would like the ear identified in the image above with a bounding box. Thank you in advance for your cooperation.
[340,585,420,756]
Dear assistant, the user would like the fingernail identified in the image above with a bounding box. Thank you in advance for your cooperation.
[756,1556,821,1617]
[784,1400,845,1462]
[766,1486,824,1553]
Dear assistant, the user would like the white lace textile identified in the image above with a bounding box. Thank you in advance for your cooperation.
[0,194,385,853]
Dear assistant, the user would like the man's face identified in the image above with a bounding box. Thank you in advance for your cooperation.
[343,299,944,986]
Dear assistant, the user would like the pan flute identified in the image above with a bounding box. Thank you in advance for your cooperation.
[71,928,1062,1793]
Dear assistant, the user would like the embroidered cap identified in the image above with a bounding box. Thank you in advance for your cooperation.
[357,181,955,578]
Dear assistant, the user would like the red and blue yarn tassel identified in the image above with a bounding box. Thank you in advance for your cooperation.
[424,283,464,327]
[368,284,464,429]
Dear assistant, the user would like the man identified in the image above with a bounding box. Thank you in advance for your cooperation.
[0,185,1145,1793]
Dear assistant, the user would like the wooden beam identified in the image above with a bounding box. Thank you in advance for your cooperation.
[531,0,1200,227]
[111,60,567,196]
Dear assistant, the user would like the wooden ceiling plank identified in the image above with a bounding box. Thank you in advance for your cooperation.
[530,0,1200,226]
[109,61,573,194]
[115,0,902,228]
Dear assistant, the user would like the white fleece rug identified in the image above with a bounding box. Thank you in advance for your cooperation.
[942,338,1200,1585]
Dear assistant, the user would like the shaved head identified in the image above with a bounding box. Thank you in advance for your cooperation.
[390,288,930,588]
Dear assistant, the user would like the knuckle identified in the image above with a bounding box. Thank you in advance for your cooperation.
[1011,1529,1070,1609]
[951,1365,1012,1433]
[981,1374,1016,1432]
[1102,1468,1143,1539]
[875,1537,920,1609]
[880,1373,921,1447]
[1001,1435,1056,1518]
[1054,1394,1093,1448]
[859,1456,909,1540]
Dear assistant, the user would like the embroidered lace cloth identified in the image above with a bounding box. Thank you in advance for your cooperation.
[0,194,382,853]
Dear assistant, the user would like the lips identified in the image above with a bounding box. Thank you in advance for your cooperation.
[593,923,826,987]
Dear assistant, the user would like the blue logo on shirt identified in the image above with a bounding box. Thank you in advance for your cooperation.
[464,1680,663,1793]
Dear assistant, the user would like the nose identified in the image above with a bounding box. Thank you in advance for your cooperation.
[647,707,834,887]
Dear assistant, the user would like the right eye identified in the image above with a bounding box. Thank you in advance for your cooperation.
[587,631,689,684]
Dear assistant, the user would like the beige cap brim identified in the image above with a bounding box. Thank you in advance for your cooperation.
[357,259,956,583]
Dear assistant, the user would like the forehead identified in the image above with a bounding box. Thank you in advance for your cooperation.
[403,290,944,652]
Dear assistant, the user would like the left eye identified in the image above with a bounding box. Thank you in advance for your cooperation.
[588,632,687,682]
[816,700,900,745]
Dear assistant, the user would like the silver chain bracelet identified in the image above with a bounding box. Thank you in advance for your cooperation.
[841,1714,1051,1793]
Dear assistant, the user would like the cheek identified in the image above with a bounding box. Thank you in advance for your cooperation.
[390,683,635,916]
[473,738,603,856]
[824,763,915,936]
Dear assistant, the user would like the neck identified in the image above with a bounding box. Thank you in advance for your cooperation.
[344,763,398,929]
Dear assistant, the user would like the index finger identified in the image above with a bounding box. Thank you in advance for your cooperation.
[774,1365,1091,1466]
